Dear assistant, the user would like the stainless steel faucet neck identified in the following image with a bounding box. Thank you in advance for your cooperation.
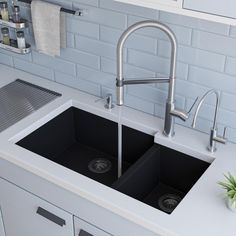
[116,20,196,137]
[117,21,177,88]
[192,89,219,130]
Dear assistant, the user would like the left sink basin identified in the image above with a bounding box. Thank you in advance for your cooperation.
[17,107,154,187]
[17,107,118,186]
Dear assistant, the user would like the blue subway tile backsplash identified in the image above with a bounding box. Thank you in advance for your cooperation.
[2,0,236,143]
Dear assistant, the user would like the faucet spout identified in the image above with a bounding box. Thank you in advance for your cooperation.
[192,89,227,152]
[116,20,197,137]
[116,20,177,106]
[192,89,219,129]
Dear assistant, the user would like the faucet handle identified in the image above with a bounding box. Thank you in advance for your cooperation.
[187,97,199,115]
[171,96,199,122]
[214,126,228,144]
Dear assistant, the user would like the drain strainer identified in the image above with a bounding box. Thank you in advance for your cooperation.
[158,193,182,213]
[88,158,112,174]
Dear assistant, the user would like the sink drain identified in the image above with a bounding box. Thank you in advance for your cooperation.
[158,193,182,213]
[88,158,112,174]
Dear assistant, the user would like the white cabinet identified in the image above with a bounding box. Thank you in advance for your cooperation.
[158,0,181,7]
[183,0,236,19]
[74,216,111,236]
[0,178,74,236]
[116,0,182,8]
[115,0,236,25]
[0,208,5,236]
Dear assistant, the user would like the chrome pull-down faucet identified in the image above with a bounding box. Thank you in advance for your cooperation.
[192,89,227,152]
[116,20,197,137]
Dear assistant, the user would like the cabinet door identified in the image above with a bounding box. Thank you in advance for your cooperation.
[74,216,111,236]
[183,0,236,19]
[0,178,74,236]
[0,208,5,236]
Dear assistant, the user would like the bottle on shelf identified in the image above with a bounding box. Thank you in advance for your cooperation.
[1,27,10,45]
[12,5,21,23]
[0,2,9,21]
[16,30,26,49]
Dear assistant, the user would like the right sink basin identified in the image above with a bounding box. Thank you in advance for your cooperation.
[112,144,210,214]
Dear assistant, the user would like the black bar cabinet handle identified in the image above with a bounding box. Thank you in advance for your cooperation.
[36,207,66,227]
[79,229,93,236]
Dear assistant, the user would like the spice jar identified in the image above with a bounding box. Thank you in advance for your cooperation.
[16,31,26,49]
[12,5,21,23]
[1,27,10,45]
[0,2,9,21]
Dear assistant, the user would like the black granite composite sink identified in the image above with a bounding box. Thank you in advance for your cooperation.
[17,106,210,214]
[112,144,210,214]
[17,107,153,187]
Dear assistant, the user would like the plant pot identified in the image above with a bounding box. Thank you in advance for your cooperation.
[227,198,236,212]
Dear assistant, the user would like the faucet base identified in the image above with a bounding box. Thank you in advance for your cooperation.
[163,130,175,138]
[207,128,217,153]
[163,101,175,138]
[207,145,216,153]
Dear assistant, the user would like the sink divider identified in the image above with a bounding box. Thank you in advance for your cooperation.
[118,123,122,178]
[112,144,161,201]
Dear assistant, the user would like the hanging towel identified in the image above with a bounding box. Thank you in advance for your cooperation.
[31,0,67,57]
[60,12,67,49]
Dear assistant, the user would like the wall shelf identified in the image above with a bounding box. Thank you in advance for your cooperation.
[0,40,31,54]
[0,18,28,29]
[0,15,31,54]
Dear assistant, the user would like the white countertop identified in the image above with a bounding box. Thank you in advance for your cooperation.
[0,64,235,236]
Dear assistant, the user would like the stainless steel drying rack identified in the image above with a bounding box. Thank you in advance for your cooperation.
[17,0,84,16]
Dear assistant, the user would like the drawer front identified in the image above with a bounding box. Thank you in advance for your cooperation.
[0,207,6,236]
[0,178,74,236]
[74,216,112,236]
[183,0,236,19]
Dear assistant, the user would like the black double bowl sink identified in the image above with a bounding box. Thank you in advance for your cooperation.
[17,107,210,214]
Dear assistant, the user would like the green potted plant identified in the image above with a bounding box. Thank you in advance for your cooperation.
[218,172,236,212]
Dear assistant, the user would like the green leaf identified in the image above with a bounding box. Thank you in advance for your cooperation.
[227,190,236,199]
[225,173,236,186]
[233,193,236,200]
[218,181,234,191]
[218,173,236,199]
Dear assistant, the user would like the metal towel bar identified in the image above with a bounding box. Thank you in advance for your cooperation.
[17,0,84,16]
